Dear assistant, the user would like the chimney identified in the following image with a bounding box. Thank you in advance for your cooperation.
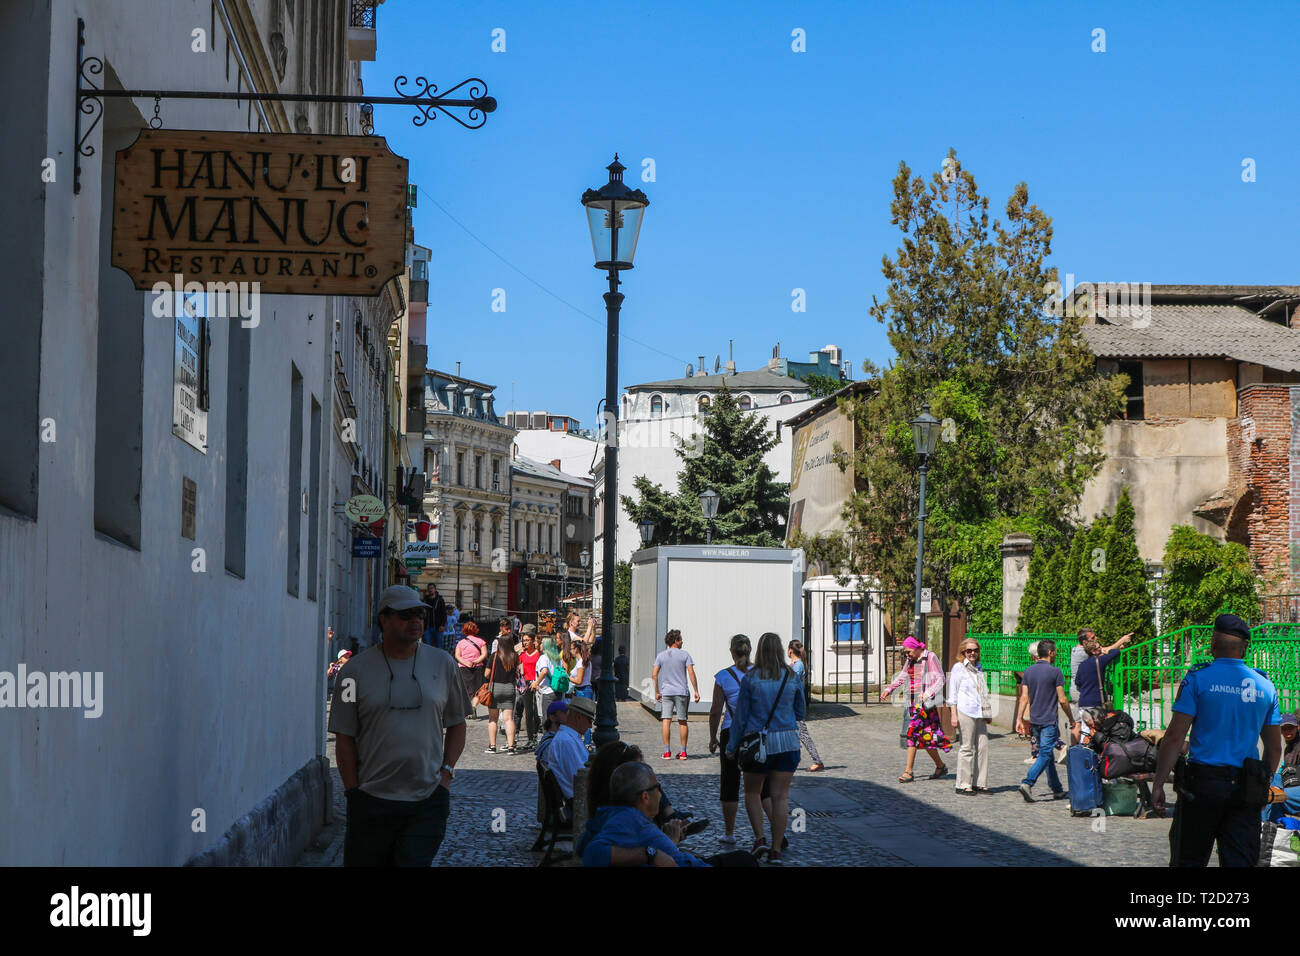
[725,359,736,374]
[698,356,706,376]
[550,459,562,471]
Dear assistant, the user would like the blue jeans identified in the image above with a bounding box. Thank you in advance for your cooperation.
[575,685,595,746]
[1022,724,1063,792]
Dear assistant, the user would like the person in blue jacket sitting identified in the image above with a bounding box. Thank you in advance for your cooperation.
[578,762,709,867]
[1263,712,1300,823]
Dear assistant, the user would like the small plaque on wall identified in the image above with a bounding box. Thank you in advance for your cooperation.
[182,477,197,540]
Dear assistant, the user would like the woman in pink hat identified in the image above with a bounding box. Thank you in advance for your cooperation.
[880,635,951,782]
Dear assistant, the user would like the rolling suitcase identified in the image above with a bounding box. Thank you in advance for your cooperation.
[1067,744,1102,817]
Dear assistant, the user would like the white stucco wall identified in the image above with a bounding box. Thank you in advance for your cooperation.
[0,4,338,864]
[1078,418,1230,562]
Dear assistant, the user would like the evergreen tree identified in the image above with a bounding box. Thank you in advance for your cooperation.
[1098,487,1155,645]
[1039,548,1068,631]
[1074,515,1111,634]
[621,386,789,546]
[833,150,1124,596]
[1061,526,1089,633]
[804,373,845,398]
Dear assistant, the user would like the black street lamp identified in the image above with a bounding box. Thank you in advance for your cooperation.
[579,547,590,611]
[699,487,719,544]
[583,155,648,748]
[909,403,941,640]
[638,518,656,549]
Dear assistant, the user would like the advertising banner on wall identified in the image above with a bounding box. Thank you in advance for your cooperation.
[786,405,855,540]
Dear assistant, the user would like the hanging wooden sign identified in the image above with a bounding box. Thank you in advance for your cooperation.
[111,130,409,296]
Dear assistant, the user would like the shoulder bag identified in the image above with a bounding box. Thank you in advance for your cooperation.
[1093,656,1113,710]
[737,669,790,772]
[474,655,497,707]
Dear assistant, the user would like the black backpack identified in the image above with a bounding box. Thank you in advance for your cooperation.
[1092,710,1135,751]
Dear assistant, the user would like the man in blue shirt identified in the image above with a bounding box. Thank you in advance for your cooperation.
[1073,631,1136,710]
[1151,613,1283,867]
[578,762,757,867]
[579,762,709,867]
[1015,640,1079,802]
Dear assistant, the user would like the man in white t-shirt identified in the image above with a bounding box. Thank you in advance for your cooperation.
[652,629,699,760]
[538,696,595,800]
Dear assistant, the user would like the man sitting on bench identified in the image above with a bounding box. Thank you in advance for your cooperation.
[538,696,595,804]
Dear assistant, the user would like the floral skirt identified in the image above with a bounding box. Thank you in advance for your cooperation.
[899,705,952,752]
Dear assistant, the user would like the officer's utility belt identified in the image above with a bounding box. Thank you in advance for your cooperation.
[1184,762,1240,782]
[1183,759,1270,806]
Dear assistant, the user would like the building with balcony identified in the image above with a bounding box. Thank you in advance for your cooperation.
[410,369,515,614]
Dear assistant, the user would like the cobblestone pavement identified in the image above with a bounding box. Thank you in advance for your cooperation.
[297,699,1180,867]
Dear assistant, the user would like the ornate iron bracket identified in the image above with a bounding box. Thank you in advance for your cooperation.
[73,17,497,194]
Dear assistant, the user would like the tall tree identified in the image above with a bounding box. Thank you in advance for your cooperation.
[1017,541,1051,633]
[621,386,789,546]
[1161,525,1260,630]
[834,150,1124,600]
[1038,548,1068,631]
[1062,527,1089,632]
[1074,515,1112,633]
[1097,487,1154,644]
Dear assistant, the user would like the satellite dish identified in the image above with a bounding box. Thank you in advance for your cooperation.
[714,355,721,373]
[685,363,694,378]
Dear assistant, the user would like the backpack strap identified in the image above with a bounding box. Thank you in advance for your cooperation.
[723,667,740,721]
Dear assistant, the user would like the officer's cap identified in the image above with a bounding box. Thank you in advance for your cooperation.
[1213,613,1250,641]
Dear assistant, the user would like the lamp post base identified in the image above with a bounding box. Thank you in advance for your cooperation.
[593,672,619,748]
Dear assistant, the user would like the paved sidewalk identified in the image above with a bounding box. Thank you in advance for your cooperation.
[298,699,1179,867]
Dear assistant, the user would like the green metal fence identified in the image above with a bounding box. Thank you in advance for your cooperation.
[1108,623,1300,731]
[967,633,1075,697]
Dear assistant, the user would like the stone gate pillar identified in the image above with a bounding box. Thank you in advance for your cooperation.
[1001,533,1034,634]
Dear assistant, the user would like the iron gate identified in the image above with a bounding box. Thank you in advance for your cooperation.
[803,588,938,704]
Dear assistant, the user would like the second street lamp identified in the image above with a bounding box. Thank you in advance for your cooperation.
[579,547,590,611]
[699,487,719,544]
[638,518,656,549]
[583,154,649,748]
[909,403,941,640]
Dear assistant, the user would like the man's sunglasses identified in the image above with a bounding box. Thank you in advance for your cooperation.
[639,783,663,797]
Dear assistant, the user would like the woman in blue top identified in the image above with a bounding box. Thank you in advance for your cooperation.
[786,640,825,772]
[727,632,805,864]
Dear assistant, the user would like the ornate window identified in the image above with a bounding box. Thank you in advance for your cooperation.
[650,395,663,417]
[697,395,711,413]
[779,394,792,405]
[738,395,752,410]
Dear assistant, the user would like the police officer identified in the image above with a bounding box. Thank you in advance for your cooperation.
[1150,613,1282,867]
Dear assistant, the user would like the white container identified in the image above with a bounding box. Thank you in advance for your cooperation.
[628,545,804,715]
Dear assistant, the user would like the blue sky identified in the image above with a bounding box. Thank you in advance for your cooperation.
[367,0,1299,423]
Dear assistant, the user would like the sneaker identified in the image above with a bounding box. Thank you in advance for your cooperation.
[1018,783,1034,803]
[1052,790,1070,800]
[662,751,672,759]
[677,751,688,760]
[719,833,737,845]
[507,746,517,755]
[484,747,497,754]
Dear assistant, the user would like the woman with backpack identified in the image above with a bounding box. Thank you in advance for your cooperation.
[535,635,559,721]
[725,632,805,864]
[484,640,520,754]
